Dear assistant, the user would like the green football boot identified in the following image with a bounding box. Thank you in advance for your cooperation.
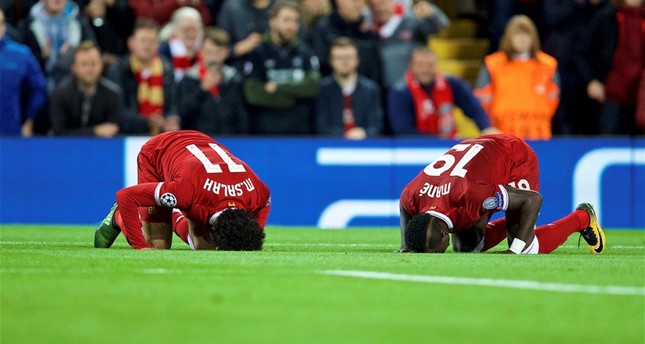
[94,202,121,248]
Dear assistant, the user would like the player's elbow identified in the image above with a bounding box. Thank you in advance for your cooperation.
[525,191,543,212]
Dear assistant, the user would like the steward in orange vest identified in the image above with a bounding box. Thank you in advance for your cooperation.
[474,15,560,140]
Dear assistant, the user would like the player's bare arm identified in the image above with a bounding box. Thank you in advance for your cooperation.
[500,185,542,253]
[187,219,217,250]
[142,222,173,249]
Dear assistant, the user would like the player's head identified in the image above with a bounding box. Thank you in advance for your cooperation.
[212,209,265,251]
[404,213,449,253]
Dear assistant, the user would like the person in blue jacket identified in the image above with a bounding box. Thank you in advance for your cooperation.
[0,9,47,137]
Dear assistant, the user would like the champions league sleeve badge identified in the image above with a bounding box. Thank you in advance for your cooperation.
[483,191,506,211]
[483,197,499,210]
[160,193,177,207]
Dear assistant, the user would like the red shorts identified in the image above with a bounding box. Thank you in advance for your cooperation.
[135,137,172,223]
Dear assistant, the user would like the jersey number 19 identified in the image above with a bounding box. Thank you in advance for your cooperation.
[423,143,484,178]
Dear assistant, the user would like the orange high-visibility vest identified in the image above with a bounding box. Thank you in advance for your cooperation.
[475,51,559,140]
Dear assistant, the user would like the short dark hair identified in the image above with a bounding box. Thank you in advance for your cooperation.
[412,45,436,59]
[270,0,301,19]
[204,27,229,47]
[331,36,356,50]
[132,18,160,36]
[212,209,265,251]
[405,214,446,253]
[405,214,432,252]
[73,40,101,62]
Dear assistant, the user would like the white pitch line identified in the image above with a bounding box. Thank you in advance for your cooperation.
[318,270,645,296]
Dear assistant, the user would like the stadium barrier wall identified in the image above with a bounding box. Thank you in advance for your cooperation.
[1,136,643,229]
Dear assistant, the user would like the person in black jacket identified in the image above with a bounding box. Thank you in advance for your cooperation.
[315,37,383,138]
[50,41,122,137]
[243,1,320,135]
[177,27,249,135]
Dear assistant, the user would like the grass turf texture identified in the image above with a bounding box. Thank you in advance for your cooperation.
[1,225,643,344]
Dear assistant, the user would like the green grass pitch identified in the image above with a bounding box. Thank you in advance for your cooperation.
[1,225,644,344]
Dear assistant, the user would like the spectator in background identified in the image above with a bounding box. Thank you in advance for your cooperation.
[129,0,212,26]
[0,8,47,137]
[3,20,21,41]
[243,1,320,135]
[388,46,497,137]
[411,1,451,26]
[105,18,178,135]
[50,41,121,137]
[2,0,38,28]
[308,0,382,84]
[217,0,278,67]
[159,6,204,82]
[367,0,448,89]
[17,0,96,91]
[315,37,383,138]
[204,0,224,23]
[474,15,559,140]
[78,0,134,62]
[300,0,331,34]
[487,0,546,53]
[595,0,644,135]
[542,0,614,135]
[177,28,249,134]
[571,0,617,135]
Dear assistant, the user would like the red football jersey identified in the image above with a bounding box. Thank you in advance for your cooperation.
[400,134,539,232]
[116,131,271,248]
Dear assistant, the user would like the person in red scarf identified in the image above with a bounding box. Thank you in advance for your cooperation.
[105,18,179,135]
[387,46,498,137]
[159,6,204,82]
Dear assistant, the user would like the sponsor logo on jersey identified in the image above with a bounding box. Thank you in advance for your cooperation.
[160,192,177,207]
[228,202,236,207]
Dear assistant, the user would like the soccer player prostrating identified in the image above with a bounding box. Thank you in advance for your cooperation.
[399,134,605,254]
[94,130,271,250]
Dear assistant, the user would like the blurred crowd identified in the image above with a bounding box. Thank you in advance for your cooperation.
[0,0,643,139]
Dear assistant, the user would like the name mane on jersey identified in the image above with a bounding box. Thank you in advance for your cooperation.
[419,182,451,198]
[202,178,255,197]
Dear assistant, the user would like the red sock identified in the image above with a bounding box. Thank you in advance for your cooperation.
[114,209,123,229]
[483,218,508,251]
[536,210,587,253]
[172,210,189,244]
